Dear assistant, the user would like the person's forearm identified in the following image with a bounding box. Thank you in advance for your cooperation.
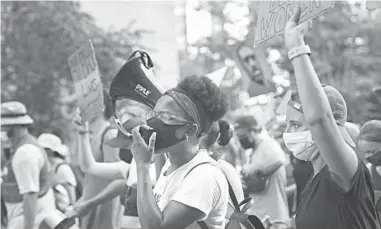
[292,53,332,124]
[23,192,38,229]
[88,180,125,207]
[79,133,96,172]
[136,164,162,229]
[63,184,77,205]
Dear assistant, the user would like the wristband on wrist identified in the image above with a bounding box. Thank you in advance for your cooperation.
[288,45,311,61]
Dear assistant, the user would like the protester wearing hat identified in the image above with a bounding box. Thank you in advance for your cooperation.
[70,117,156,229]
[128,75,230,229]
[283,7,380,229]
[1,101,55,229]
[358,120,381,204]
[38,133,77,211]
[72,89,122,229]
[234,115,289,226]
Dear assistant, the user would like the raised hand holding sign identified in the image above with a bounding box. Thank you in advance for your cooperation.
[284,6,311,51]
[255,1,334,46]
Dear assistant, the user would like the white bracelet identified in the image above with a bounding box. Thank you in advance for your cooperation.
[288,45,311,61]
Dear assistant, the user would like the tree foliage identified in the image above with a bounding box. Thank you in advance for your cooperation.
[1,1,146,140]
[185,1,381,123]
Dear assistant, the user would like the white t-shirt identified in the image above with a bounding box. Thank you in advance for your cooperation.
[55,162,77,187]
[153,150,228,229]
[12,144,45,194]
[6,144,56,229]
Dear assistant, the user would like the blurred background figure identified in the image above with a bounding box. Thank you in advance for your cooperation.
[358,120,381,204]
[234,115,289,228]
[1,101,56,229]
[38,133,78,212]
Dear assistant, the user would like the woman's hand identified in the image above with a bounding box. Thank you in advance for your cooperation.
[72,109,89,134]
[65,201,91,218]
[131,125,157,165]
[284,6,311,50]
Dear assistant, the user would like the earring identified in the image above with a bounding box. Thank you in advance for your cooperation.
[185,135,189,142]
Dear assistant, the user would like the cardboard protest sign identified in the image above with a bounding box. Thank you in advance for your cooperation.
[68,40,104,121]
[254,1,335,46]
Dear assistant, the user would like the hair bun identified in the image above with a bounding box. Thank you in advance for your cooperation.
[217,120,233,146]
[177,76,229,123]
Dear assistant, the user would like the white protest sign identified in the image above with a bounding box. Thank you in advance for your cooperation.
[206,66,230,86]
[254,1,335,46]
[68,40,104,121]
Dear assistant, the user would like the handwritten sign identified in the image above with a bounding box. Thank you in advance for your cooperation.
[68,40,104,121]
[254,1,334,46]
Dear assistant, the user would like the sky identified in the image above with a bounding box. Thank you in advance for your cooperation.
[81,1,209,43]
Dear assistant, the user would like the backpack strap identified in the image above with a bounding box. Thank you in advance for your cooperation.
[99,126,116,162]
[198,221,209,229]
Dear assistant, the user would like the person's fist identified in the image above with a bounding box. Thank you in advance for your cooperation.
[72,109,89,134]
[65,202,91,218]
[284,6,311,50]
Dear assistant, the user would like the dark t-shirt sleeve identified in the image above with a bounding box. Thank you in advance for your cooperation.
[328,160,375,200]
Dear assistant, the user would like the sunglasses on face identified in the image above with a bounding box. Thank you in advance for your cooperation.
[146,111,194,125]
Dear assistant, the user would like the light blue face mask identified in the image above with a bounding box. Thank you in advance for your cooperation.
[283,130,318,161]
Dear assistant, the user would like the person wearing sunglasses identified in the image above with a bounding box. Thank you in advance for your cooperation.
[71,89,123,229]
[283,7,380,229]
[68,117,157,229]
[128,75,229,229]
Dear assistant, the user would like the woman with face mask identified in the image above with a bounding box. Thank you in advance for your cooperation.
[130,75,230,229]
[358,120,381,204]
[282,7,380,229]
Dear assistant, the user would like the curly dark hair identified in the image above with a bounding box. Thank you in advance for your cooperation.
[177,75,229,122]
[201,120,233,150]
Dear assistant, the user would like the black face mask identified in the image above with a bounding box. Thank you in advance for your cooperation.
[119,148,133,164]
[239,136,255,149]
[366,149,381,166]
[147,117,186,150]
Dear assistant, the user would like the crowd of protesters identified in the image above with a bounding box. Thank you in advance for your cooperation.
[1,7,381,229]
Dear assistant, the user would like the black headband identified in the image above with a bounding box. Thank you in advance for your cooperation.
[166,88,212,136]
